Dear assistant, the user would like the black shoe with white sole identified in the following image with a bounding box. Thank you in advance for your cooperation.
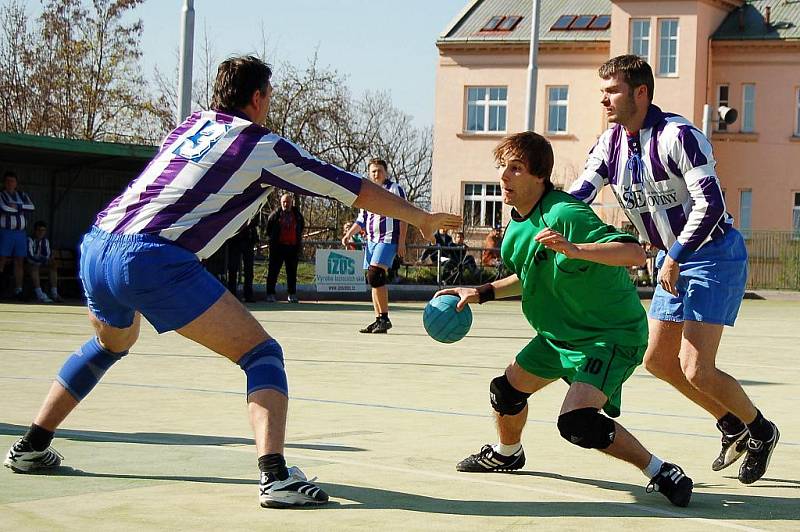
[711,424,748,471]
[646,462,693,507]
[456,444,525,473]
[738,422,779,485]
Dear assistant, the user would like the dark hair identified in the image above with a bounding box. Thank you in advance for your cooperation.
[493,131,554,186]
[3,170,17,179]
[367,158,388,172]
[33,220,47,230]
[599,55,654,102]
[211,55,272,112]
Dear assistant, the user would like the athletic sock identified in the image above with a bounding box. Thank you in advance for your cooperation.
[717,412,745,435]
[746,410,774,441]
[22,423,55,452]
[258,453,289,481]
[643,454,664,479]
[493,442,521,456]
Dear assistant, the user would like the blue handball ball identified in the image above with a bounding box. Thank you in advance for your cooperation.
[423,294,473,344]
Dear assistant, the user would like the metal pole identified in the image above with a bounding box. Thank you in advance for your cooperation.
[177,0,195,125]
[702,104,712,139]
[525,0,541,131]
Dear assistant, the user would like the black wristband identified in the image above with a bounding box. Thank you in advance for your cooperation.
[476,283,495,304]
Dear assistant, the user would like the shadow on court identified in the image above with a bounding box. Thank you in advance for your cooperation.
[0,423,366,452]
[319,478,800,520]
[22,468,799,520]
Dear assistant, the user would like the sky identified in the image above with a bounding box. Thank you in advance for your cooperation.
[13,0,469,127]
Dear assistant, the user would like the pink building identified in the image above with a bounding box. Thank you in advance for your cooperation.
[433,0,800,237]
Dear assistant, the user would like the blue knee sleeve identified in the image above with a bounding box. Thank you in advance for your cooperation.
[236,339,288,397]
[56,337,128,401]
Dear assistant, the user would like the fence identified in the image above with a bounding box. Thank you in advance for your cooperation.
[251,231,800,291]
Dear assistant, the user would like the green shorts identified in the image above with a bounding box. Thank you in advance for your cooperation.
[515,336,645,418]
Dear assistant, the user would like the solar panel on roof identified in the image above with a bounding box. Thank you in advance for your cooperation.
[551,15,576,30]
[570,15,595,30]
[482,16,504,31]
[498,15,522,31]
[589,15,610,30]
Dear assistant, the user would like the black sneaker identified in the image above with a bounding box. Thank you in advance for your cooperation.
[359,319,380,333]
[712,424,748,471]
[738,422,779,484]
[4,439,63,473]
[259,466,329,508]
[371,318,392,334]
[646,462,693,507]
[456,444,525,473]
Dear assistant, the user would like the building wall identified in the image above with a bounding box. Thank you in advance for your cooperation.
[711,42,800,232]
[433,0,799,234]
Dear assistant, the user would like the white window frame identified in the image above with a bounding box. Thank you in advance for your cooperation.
[465,86,508,134]
[630,19,651,62]
[794,88,800,136]
[741,83,755,133]
[716,84,729,132]
[657,18,679,77]
[463,182,503,227]
[546,86,569,134]
[793,191,800,238]
[739,189,752,235]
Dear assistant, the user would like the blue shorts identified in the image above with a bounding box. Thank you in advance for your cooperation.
[363,241,397,269]
[0,228,27,257]
[649,228,747,326]
[79,226,226,333]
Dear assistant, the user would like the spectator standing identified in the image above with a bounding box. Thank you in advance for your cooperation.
[482,224,503,268]
[0,171,35,300]
[27,221,61,303]
[266,193,305,303]
[227,218,259,302]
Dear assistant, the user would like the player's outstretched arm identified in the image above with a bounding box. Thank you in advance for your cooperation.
[353,179,460,242]
[535,228,645,267]
[434,273,520,311]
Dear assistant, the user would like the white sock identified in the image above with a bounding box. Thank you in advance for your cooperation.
[643,454,664,479]
[493,442,522,456]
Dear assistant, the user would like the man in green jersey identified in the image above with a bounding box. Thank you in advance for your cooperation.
[437,132,693,507]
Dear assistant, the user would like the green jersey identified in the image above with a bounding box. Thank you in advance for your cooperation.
[501,189,647,347]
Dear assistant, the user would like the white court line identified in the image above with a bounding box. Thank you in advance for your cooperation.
[210,444,764,531]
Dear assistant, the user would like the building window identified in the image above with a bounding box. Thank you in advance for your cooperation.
[716,85,729,131]
[466,87,507,133]
[547,86,568,134]
[793,192,800,237]
[739,190,752,235]
[658,19,679,76]
[630,19,650,62]
[463,183,502,227]
[742,84,755,133]
[796,88,800,136]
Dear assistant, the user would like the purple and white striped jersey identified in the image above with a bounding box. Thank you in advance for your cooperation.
[569,104,733,263]
[0,190,34,231]
[95,110,363,259]
[355,179,406,244]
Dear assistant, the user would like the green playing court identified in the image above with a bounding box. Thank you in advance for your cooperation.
[1,298,797,531]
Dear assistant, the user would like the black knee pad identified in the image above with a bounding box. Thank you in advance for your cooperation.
[557,407,616,449]
[489,374,531,416]
[366,265,387,288]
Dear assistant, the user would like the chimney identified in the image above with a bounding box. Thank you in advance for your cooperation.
[765,6,772,27]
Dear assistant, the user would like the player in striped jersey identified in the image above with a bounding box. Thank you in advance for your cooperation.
[569,55,778,484]
[0,171,35,300]
[342,158,407,333]
[3,56,461,508]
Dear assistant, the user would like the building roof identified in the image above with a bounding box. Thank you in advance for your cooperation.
[439,0,612,44]
[0,132,157,172]
[713,0,800,41]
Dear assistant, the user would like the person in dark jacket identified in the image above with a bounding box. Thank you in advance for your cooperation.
[227,218,260,302]
[265,193,305,303]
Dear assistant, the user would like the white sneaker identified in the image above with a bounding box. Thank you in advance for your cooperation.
[4,439,63,473]
[259,466,329,508]
[287,294,299,303]
[36,293,53,303]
